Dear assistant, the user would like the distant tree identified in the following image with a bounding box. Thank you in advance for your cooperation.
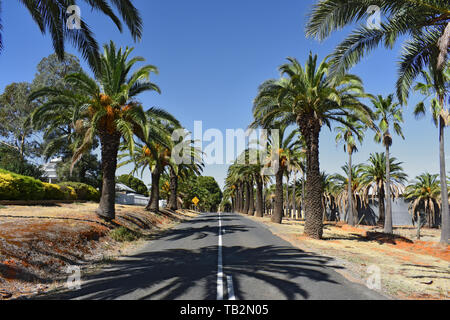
[0,82,40,158]
[405,173,442,230]
[57,153,102,189]
[0,145,44,179]
[359,153,408,224]
[117,174,148,196]
[32,53,83,91]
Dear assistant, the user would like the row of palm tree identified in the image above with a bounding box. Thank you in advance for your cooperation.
[229,150,448,231]
[224,50,448,243]
[225,1,449,244]
[29,41,204,221]
[304,0,449,244]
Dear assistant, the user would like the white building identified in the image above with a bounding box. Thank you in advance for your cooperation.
[42,158,62,184]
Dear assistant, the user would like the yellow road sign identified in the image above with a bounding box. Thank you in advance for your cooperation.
[192,197,200,205]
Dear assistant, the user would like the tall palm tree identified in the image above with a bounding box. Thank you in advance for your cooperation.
[359,153,408,225]
[252,53,373,238]
[305,0,450,101]
[121,109,180,212]
[0,1,143,72]
[262,124,302,224]
[414,66,450,244]
[371,94,405,234]
[332,164,364,223]
[335,117,366,225]
[30,41,160,221]
[167,143,204,211]
[405,173,443,231]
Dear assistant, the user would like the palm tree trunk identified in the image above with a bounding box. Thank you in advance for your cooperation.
[439,116,449,244]
[272,169,284,224]
[249,179,255,216]
[302,120,324,239]
[378,184,386,225]
[239,183,244,213]
[385,146,393,234]
[255,175,264,217]
[244,181,250,214]
[147,166,162,212]
[348,149,354,226]
[301,170,305,219]
[168,167,178,211]
[96,132,121,221]
[293,172,297,219]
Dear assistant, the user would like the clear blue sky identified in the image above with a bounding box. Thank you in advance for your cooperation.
[0,0,447,189]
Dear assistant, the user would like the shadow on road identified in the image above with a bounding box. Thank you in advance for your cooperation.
[38,244,340,300]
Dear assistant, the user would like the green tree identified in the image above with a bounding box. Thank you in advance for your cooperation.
[0,145,44,179]
[335,117,366,225]
[117,174,148,196]
[252,53,373,239]
[305,0,450,100]
[413,67,450,244]
[371,94,405,234]
[0,82,40,159]
[359,153,408,224]
[0,1,143,72]
[332,164,364,222]
[405,173,442,232]
[29,41,160,221]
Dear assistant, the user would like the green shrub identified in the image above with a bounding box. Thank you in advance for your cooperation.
[117,174,148,195]
[109,227,141,242]
[43,183,77,201]
[0,169,45,200]
[58,182,100,202]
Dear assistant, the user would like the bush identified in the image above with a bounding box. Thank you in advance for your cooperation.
[117,174,148,195]
[58,182,100,202]
[0,169,45,200]
[43,183,77,201]
[109,227,141,242]
[0,169,81,201]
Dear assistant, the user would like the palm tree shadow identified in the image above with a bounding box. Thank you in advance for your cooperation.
[36,244,341,300]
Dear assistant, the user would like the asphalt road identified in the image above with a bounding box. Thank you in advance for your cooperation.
[45,212,387,300]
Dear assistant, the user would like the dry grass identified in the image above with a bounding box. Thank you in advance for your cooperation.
[0,203,199,300]
[246,215,450,300]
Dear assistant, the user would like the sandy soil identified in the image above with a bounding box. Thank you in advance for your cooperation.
[0,203,198,300]
[245,215,449,300]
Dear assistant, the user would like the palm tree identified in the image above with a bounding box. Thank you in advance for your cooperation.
[320,172,338,222]
[305,0,450,101]
[30,42,160,221]
[121,110,180,212]
[252,53,373,238]
[414,67,450,244]
[371,94,405,234]
[262,124,302,224]
[335,117,366,225]
[167,147,204,211]
[332,164,364,223]
[359,153,408,225]
[0,1,143,72]
[405,173,442,235]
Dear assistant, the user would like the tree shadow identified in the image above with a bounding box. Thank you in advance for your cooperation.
[36,244,341,300]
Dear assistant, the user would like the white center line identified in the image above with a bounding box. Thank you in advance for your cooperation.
[217,212,224,300]
[227,275,236,300]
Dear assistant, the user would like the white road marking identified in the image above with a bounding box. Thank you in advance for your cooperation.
[217,212,224,300]
[227,275,236,300]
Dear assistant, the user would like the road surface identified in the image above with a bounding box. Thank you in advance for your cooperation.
[45,212,387,300]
